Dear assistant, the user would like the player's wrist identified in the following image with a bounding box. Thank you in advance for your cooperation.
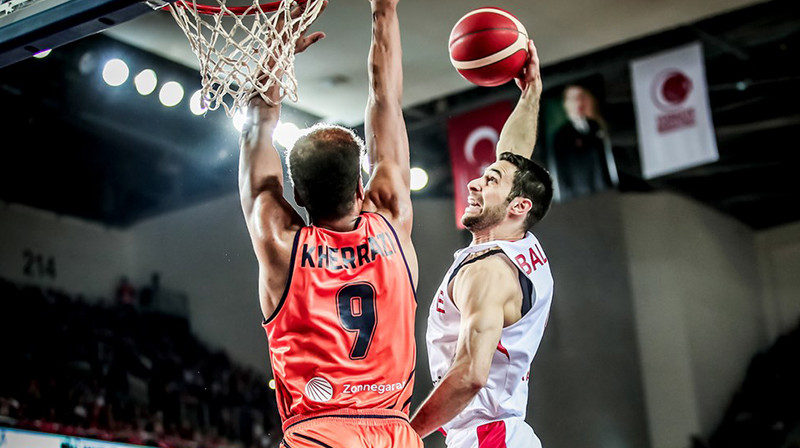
[245,99,280,128]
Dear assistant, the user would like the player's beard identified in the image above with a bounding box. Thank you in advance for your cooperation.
[462,201,508,232]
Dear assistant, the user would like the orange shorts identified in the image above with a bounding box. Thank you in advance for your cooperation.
[281,409,423,448]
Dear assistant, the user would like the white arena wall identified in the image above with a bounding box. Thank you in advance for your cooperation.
[0,203,133,299]
[621,193,766,447]
[756,221,800,341]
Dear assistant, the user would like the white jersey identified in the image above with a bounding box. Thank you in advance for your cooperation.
[426,232,553,434]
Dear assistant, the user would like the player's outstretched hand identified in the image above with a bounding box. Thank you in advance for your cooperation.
[249,0,326,107]
[290,0,327,54]
[515,39,541,97]
[271,0,327,55]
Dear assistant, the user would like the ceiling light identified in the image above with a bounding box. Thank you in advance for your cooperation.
[410,167,428,191]
[189,90,207,116]
[273,121,301,149]
[232,108,248,132]
[159,81,184,107]
[134,69,157,95]
[33,49,51,59]
[102,58,129,86]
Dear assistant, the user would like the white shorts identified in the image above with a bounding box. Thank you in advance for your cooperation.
[443,418,542,448]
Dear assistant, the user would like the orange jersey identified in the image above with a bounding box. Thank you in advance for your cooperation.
[263,212,417,423]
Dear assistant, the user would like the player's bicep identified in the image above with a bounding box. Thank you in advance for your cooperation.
[452,260,518,381]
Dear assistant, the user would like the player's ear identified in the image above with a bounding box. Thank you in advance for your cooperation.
[356,176,365,201]
[509,197,532,218]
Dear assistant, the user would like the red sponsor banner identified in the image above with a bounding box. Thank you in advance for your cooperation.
[447,101,513,228]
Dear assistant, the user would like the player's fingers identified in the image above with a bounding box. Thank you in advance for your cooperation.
[290,0,327,35]
[317,0,329,15]
[294,0,327,20]
[289,1,305,19]
[275,4,296,30]
[296,31,326,53]
[528,40,540,69]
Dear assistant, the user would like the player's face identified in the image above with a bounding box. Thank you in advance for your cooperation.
[462,161,517,231]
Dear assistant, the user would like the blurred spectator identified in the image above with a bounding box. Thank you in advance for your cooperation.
[115,277,136,306]
[552,84,618,201]
[703,318,800,448]
[139,273,161,308]
[0,277,279,448]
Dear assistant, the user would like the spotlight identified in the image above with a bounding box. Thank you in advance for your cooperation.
[33,49,51,59]
[159,81,184,107]
[232,108,248,132]
[410,167,428,191]
[189,90,207,116]
[134,69,158,95]
[273,122,301,149]
[268,379,276,390]
[102,59,129,86]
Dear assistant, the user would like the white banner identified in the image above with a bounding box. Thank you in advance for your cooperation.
[631,42,719,179]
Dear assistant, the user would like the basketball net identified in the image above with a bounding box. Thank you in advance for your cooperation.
[168,0,324,116]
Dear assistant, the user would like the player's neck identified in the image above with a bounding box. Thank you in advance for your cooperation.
[314,213,362,232]
[470,222,525,245]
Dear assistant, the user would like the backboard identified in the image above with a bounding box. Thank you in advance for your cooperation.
[0,0,176,68]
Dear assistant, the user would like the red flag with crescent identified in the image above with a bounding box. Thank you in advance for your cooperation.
[447,101,513,228]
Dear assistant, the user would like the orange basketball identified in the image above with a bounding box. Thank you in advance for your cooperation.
[449,7,529,87]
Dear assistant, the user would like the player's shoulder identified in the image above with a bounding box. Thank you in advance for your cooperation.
[452,250,520,310]
[457,248,518,283]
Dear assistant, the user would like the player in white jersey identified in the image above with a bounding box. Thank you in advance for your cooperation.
[410,40,554,448]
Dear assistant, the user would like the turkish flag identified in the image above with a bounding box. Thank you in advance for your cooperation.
[447,101,513,228]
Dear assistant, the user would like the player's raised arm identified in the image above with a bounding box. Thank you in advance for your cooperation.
[411,256,520,438]
[496,40,542,160]
[239,86,303,244]
[239,7,325,318]
[362,0,413,235]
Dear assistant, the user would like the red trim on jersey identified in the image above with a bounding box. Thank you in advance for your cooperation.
[477,421,507,448]
[437,428,447,437]
[496,341,510,359]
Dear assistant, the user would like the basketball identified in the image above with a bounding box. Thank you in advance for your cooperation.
[449,7,529,87]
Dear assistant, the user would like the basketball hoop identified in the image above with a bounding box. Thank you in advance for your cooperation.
[166,0,325,116]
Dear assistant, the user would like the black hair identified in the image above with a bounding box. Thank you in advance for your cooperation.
[286,124,365,222]
[499,152,554,230]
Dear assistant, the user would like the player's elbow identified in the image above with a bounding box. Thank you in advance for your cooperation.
[250,175,283,199]
[458,366,489,393]
[465,378,486,394]
[467,370,489,391]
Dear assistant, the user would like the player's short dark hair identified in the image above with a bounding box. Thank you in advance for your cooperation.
[499,152,554,231]
[287,124,366,222]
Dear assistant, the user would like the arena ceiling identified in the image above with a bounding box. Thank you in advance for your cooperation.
[0,0,798,229]
[104,0,765,125]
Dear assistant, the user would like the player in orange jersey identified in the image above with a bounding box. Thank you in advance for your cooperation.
[238,0,422,447]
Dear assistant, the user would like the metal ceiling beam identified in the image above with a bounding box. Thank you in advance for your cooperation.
[0,0,176,68]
